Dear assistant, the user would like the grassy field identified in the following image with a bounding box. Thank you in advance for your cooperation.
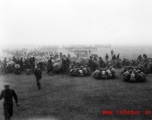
[0,69,152,120]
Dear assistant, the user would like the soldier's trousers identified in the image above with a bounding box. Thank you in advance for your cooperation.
[36,79,41,89]
[3,101,13,120]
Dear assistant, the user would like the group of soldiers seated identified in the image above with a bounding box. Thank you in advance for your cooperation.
[4,62,34,75]
[0,56,36,74]
[69,65,91,77]
[93,66,117,79]
[122,68,146,82]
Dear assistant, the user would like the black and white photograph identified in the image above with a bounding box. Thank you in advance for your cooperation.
[0,0,152,120]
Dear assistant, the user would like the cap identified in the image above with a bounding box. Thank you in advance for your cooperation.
[4,83,9,87]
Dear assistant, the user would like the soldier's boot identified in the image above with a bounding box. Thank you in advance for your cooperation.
[37,83,41,89]
[39,83,41,89]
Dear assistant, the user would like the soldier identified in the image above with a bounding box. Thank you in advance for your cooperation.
[99,57,104,68]
[61,57,67,74]
[30,56,35,73]
[89,49,91,55]
[77,54,79,59]
[34,66,42,89]
[112,54,116,60]
[105,53,109,61]
[3,58,7,74]
[0,83,19,120]
[47,57,53,74]
[117,54,120,60]
[65,57,71,74]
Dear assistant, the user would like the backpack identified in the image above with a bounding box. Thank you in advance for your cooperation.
[106,69,112,77]
[93,70,100,79]
[130,72,136,82]
[101,70,107,79]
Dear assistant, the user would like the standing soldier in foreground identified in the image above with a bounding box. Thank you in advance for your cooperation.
[0,83,19,120]
[34,66,42,89]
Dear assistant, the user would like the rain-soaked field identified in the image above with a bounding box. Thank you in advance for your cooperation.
[0,69,152,120]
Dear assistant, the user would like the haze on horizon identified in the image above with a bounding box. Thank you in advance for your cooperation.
[0,0,152,48]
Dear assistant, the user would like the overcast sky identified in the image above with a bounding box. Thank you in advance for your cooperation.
[0,0,152,47]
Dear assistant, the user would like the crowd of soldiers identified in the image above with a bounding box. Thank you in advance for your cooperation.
[0,56,36,74]
[63,45,98,58]
[74,49,92,58]
[63,45,98,51]
[2,45,59,58]
[93,66,117,79]
[69,65,91,77]
[1,50,151,76]
[105,53,120,61]
[91,52,152,82]
[122,66,146,82]
[120,54,151,82]
[0,49,152,120]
